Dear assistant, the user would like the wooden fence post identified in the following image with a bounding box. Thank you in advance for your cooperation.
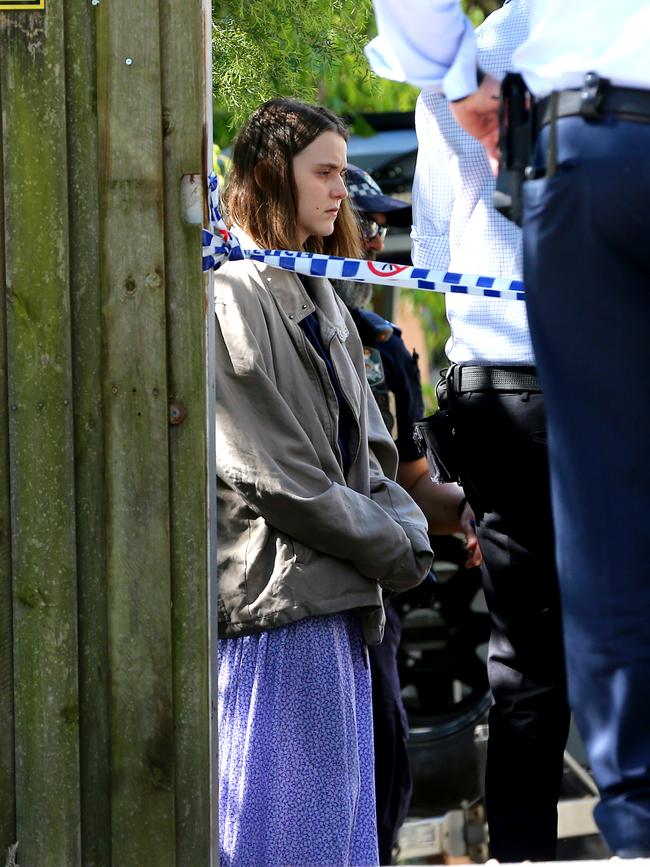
[160,0,213,863]
[64,0,112,863]
[0,7,82,865]
[0,64,16,861]
[0,0,214,862]
[96,0,177,861]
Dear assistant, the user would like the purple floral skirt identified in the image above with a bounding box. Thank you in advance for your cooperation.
[218,612,379,866]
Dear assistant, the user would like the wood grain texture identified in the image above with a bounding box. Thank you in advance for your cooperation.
[0,1,212,861]
[96,0,177,862]
[63,1,112,864]
[160,0,211,863]
[0,45,16,858]
[0,6,81,865]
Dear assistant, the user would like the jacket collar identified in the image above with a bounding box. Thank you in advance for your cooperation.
[232,226,349,341]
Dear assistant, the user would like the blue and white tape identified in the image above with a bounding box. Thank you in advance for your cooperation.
[202,173,525,302]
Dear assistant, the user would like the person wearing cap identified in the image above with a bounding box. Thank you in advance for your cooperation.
[336,165,480,864]
[342,166,424,472]
[342,167,478,553]
[345,163,412,250]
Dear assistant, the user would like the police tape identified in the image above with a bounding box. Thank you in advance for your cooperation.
[202,173,526,302]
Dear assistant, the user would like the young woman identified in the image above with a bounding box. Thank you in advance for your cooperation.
[215,98,433,866]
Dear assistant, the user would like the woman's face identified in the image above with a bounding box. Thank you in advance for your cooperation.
[292,130,348,246]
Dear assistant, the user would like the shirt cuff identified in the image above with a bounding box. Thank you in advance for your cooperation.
[366,18,478,101]
[365,34,444,90]
[441,19,479,101]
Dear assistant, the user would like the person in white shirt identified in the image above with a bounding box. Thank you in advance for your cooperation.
[409,3,571,861]
[368,0,650,857]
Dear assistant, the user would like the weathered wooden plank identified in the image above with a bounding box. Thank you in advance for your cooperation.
[159,1,211,863]
[203,6,220,858]
[0,77,17,858]
[0,7,82,866]
[95,0,177,861]
[62,1,111,864]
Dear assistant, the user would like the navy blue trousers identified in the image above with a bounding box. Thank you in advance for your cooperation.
[523,115,650,856]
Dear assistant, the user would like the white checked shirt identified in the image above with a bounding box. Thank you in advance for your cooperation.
[368,0,650,99]
[411,0,534,365]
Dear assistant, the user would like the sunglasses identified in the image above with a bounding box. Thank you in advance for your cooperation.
[360,218,388,242]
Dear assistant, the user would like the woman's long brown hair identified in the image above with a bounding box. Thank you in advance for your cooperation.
[223,98,362,259]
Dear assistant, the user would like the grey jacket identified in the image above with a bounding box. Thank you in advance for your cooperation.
[215,248,433,645]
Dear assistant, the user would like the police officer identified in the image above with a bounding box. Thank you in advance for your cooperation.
[368,1,650,856]
[404,5,573,861]
[336,166,480,864]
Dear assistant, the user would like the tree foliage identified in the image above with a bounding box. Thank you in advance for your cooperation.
[212,0,497,144]
[212,0,373,144]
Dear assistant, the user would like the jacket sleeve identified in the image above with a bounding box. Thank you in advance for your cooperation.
[364,381,433,591]
[215,280,431,590]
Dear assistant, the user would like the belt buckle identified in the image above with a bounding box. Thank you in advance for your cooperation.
[579,71,610,120]
[436,366,455,404]
[448,364,462,396]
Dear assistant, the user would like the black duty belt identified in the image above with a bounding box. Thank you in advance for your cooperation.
[537,74,650,130]
[451,365,540,394]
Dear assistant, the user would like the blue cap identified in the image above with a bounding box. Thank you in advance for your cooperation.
[346,164,412,226]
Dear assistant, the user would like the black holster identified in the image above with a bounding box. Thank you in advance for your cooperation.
[413,370,461,484]
[493,72,535,226]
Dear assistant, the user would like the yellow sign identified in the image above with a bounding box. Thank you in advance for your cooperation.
[0,0,45,7]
